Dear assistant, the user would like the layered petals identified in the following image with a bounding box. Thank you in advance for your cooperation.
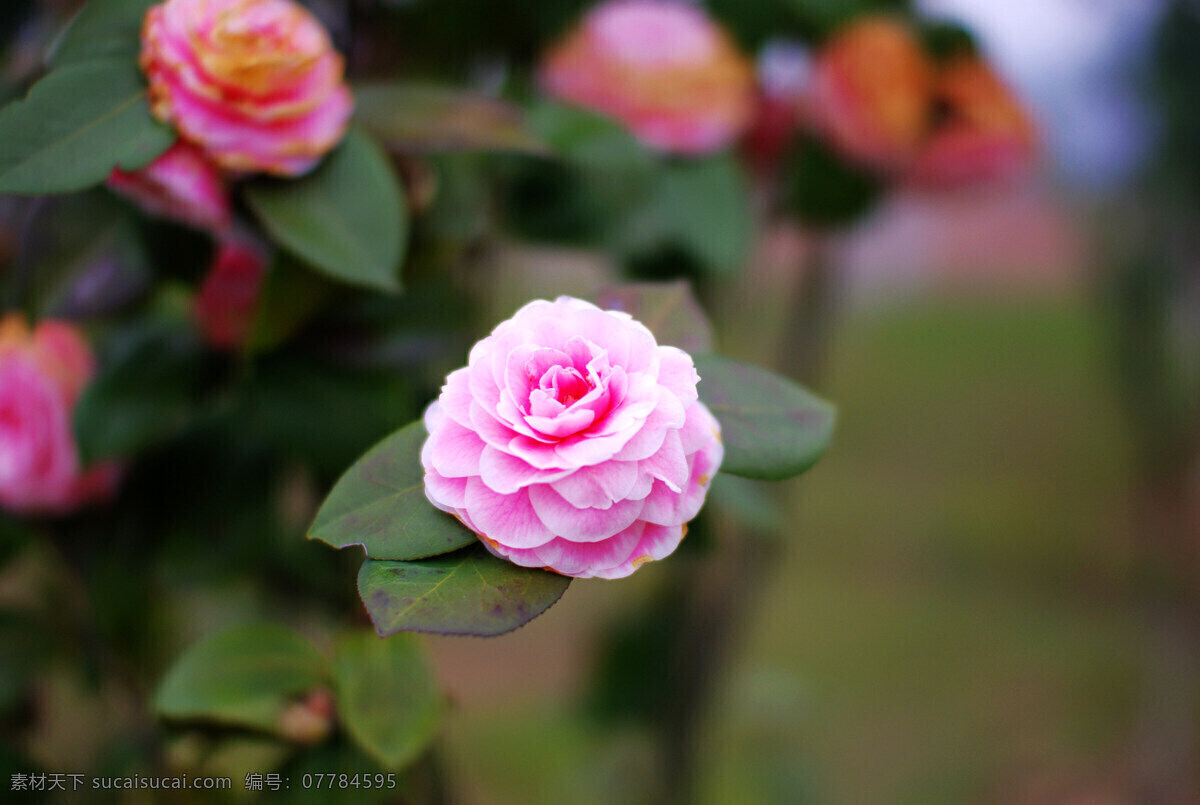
[141,0,354,176]
[422,297,722,579]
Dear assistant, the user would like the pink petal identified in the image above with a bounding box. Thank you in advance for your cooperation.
[549,460,640,509]
[464,479,557,549]
[478,445,574,494]
[638,428,688,493]
[592,523,686,580]
[528,484,645,542]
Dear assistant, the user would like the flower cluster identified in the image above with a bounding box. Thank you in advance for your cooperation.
[421,297,723,579]
[0,316,119,515]
[806,16,1036,188]
[539,0,755,155]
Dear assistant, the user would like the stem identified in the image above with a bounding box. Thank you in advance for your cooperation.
[655,227,842,803]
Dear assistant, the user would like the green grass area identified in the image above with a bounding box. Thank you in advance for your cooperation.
[440,293,1145,804]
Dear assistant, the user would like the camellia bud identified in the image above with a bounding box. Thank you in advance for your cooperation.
[193,236,271,350]
[107,141,232,234]
[278,688,335,746]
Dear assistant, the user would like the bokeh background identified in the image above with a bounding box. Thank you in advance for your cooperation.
[3,0,1199,802]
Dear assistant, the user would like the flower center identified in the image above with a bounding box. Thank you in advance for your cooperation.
[538,365,592,407]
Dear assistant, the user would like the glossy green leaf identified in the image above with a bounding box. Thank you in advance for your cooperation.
[527,101,654,172]
[309,421,478,560]
[355,83,548,155]
[695,354,836,480]
[593,280,715,355]
[48,0,158,66]
[73,321,206,462]
[358,545,572,637]
[245,129,407,293]
[154,624,329,734]
[0,59,174,194]
[333,632,443,770]
[246,251,335,354]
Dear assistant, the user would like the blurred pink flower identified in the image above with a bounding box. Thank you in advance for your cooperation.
[141,0,354,177]
[0,316,120,516]
[421,297,723,580]
[193,235,270,349]
[539,0,755,155]
[107,141,232,233]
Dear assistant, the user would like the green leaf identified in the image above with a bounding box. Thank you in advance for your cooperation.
[593,280,715,355]
[783,136,882,228]
[154,624,329,735]
[355,83,548,156]
[309,421,478,561]
[245,128,407,293]
[526,101,655,173]
[48,0,158,67]
[0,59,174,194]
[246,251,335,354]
[73,321,207,462]
[612,156,753,276]
[358,545,572,637]
[333,632,443,770]
[695,354,836,480]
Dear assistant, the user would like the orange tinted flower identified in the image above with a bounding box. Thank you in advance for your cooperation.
[909,56,1037,188]
[806,17,934,170]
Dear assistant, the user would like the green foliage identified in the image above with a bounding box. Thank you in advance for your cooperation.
[358,545,572,637]
[527,102,655,173]
[355,83,548,156]
[73,320,208,463]
[592,280,716,356]
[784,136,883,228]
[15,190,149,318]
[310,422,478,561]
[246,129,408,293]
[333,632,443,769]
[0,59,174,194]
[612,155,754,277]
[48,0,157,66]
[241,353,418,476]
[153,624,329,735]
[695,354,837,480]
[787,0,912,40]
[247,252,336,354]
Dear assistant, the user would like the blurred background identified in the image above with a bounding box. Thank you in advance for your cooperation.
[3,0,1200,802]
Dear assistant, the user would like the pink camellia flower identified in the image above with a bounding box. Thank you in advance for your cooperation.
[539,0,755,155]
[193,236,270,349]
[141,0,354,177]
[907,57,1036,189]
[421,297,723,579]
[0,315,120,516]
[107,141,232,233]
[805,16,933,172]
